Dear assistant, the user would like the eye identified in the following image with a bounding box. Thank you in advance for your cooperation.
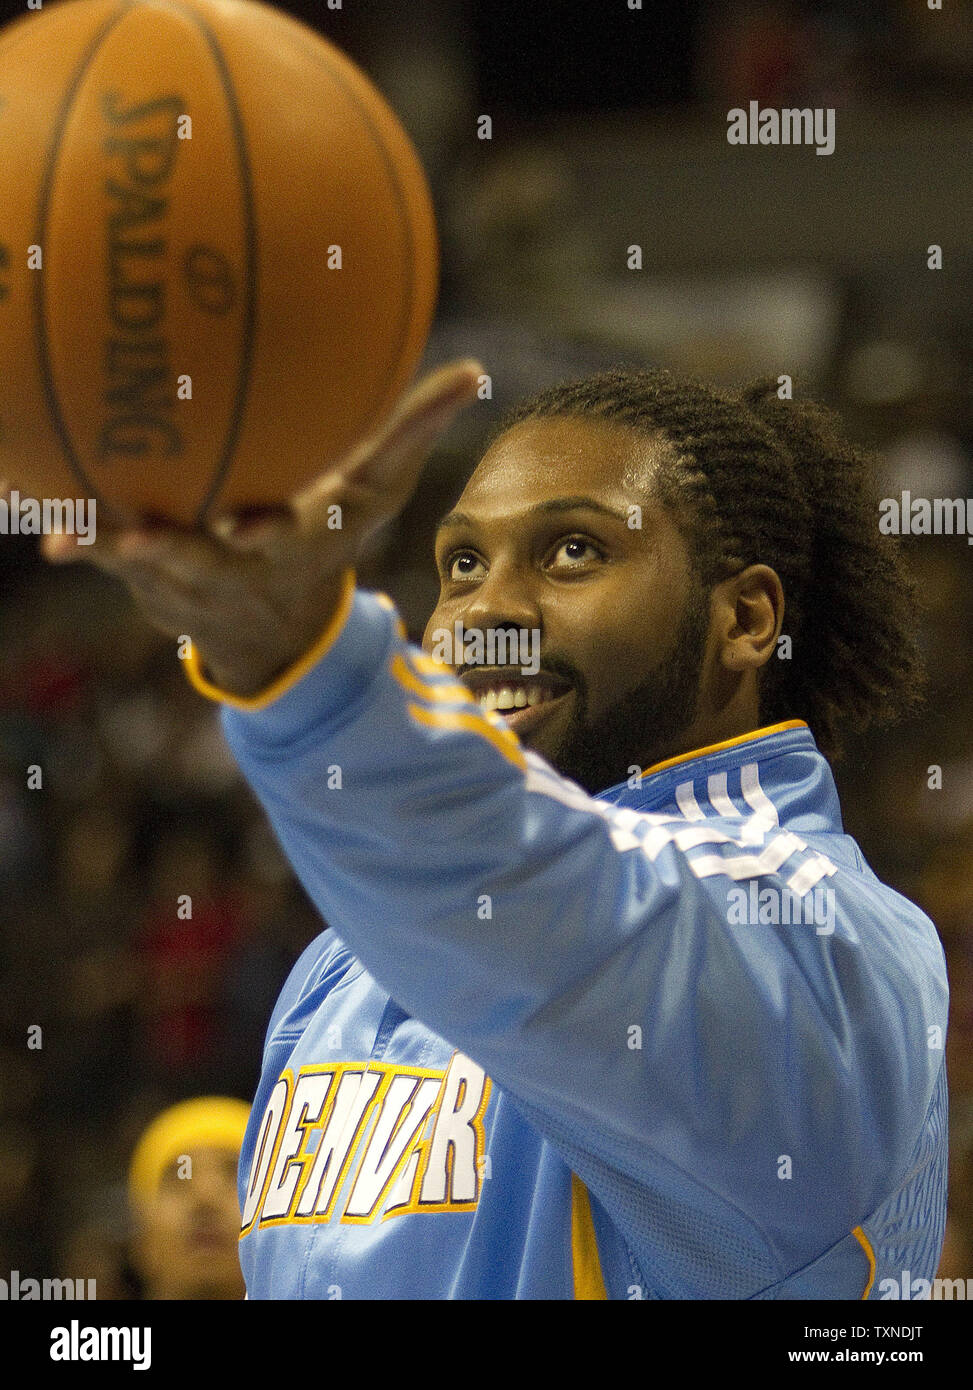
[547,536,604,570]
[446,550,487,582]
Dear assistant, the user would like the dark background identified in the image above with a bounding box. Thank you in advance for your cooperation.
[1,0,971,1294]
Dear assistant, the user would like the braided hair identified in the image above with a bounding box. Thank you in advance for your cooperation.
[494,366,924,759]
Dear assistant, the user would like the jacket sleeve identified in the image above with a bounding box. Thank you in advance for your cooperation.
[219,586,945,1268]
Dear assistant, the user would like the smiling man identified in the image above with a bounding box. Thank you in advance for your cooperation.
[429,411,716,792]
[38,361,948,1299]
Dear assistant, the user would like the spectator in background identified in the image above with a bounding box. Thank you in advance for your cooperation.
[127,1096,249,1300]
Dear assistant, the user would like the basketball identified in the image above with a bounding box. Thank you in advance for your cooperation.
[0,0,438,524]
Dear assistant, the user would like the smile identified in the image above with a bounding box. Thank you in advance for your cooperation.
[459,668,572,734]
[477,682,558,712]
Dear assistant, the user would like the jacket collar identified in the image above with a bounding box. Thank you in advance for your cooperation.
[597,720,845,836]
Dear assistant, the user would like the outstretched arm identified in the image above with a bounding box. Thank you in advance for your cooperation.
[216,582,938,1280]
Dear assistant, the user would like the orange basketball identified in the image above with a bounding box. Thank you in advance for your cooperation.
[0,0,438,524]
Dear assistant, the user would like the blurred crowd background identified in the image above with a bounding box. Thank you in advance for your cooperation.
[1,0,971,1296]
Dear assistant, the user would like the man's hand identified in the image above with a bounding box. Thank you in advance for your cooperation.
[11,360,482,698]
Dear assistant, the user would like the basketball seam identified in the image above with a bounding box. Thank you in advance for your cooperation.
[34,0,138,515]
[29,1,427,524]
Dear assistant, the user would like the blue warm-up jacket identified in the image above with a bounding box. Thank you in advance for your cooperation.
[215,583,948,1299]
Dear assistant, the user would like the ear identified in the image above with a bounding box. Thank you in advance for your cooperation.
[710,564,784,672]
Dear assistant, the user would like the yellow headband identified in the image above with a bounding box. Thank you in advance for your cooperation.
[128,1096,251,1206]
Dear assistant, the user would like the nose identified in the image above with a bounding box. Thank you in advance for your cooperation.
[188,1159,234,1213]
[456,562,542,656]
[189,1176,221,1214]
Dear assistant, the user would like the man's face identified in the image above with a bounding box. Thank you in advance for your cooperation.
[424,414,712,792]
[133,1144,244,1300]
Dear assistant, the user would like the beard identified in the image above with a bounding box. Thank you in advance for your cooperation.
[542,583,711,794]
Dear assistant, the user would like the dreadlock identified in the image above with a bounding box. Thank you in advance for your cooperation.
[494,366,924,760]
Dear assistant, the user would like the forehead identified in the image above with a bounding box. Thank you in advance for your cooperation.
[457,414,669,519]
[157,1144,238,1186]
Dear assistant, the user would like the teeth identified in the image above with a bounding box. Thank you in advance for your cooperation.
[477,683,557,713]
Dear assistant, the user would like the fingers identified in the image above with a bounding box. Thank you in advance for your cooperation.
[383,359,484,439]
[42,519,244,627]
[210,359,484,565]
[42,518,194,571]
[30,356,484,581]
[210,505,297,555]
[38,503,137,561]
[290,359,483,544]
[337,358,483,491]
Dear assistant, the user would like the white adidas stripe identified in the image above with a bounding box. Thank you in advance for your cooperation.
[706,771,738,819]
[675,781,705,820]
[740,762,780,827]
[524,753,837,896]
